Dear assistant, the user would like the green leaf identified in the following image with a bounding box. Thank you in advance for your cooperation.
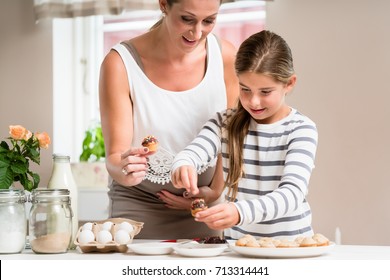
[10,161,27,174]
[32,172,40,190]
[0,140,10,153]
[28,146,40,164]
[19,173,30,191]
[79,124,105,162]
[0,160,10,168]
[0,166,14,189]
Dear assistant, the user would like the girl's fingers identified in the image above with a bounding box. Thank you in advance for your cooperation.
[172,167,199,194]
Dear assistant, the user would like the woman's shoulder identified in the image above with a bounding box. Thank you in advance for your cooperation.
[219,37,237,62]
[209,34,236,60]
[101,48,126,73]
[211,35,239,108]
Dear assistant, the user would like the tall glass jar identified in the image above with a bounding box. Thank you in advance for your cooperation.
[0,189,27,254]
[29,189,73,254]
[47,154,78,249]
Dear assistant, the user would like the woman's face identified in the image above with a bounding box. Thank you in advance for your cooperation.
[238,72,296,124]
[162,0,220,53]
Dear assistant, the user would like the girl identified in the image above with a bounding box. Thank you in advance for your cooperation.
[171,30,318,240]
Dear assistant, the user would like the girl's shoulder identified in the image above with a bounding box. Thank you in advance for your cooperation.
[292,109,317,127]
[218,108,237,121]
[287,110,318,137]
[207,108,236,128]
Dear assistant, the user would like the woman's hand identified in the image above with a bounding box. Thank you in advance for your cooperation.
[156,190,192,210]
[116,146,150,186]
[194,202,240,230]
[171,165,199,195]
[156,186,218,211]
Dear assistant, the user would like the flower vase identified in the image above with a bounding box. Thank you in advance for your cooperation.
[0,188,27,254]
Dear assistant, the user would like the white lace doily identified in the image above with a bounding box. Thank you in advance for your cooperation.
[145,147,217,185]
[145,148,174,185]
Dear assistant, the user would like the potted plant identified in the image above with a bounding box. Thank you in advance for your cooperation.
[0,125,50,253]
[71,124,108,188]
[79,124,105,162]
[0,125,51,191]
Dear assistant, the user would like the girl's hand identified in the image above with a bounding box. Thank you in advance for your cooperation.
[194,202,240,230]
[182,186,220,205]
[119,146,149,186]
[171,165,199,195]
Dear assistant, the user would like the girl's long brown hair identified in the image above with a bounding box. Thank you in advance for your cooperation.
[225,30,295,201]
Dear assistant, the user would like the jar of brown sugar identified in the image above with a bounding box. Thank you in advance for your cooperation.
[29,189,73,254]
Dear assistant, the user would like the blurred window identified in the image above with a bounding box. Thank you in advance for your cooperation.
[53,1,266,160]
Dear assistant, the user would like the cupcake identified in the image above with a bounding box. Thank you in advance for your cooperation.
[141,135,159,152]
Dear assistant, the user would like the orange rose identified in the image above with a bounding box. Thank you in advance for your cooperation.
[24,130,33,141]
[9,125,27,140]
[35,132,51,149]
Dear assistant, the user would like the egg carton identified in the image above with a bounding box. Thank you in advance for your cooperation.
[74,218,143,253]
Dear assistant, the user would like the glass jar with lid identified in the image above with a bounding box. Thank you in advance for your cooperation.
[29,189,73,254]
[0,189,27,254]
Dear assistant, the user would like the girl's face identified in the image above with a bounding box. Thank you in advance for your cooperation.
[161,0,220,53]
[238,72,297,124]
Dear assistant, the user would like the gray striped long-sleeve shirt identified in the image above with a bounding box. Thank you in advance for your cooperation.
[171,107,318,240]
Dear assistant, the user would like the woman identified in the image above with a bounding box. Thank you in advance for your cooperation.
[171,30,318,240]
[99,0,239,239]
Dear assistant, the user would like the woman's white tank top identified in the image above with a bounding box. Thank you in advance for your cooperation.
[112,34,227,184]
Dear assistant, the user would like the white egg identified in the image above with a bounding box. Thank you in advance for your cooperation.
[114,229,131,244]
[78,229,95,244]
[102,221,113,230]
[118,221,134,233]
[96,230,113,244]
[81,222,93,231]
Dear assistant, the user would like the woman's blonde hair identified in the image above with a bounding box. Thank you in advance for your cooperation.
[225,30,295,201]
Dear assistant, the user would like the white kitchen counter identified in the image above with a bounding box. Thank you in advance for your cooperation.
[2,241,390,260]
[3,241,390,280]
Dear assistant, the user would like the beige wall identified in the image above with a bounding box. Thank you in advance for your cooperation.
[1,0,389,245]
[0,0,53,187]
[266,0,390,245]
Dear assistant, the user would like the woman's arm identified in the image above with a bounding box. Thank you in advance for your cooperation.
[99,50,148,187]
[221,39,240,109]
